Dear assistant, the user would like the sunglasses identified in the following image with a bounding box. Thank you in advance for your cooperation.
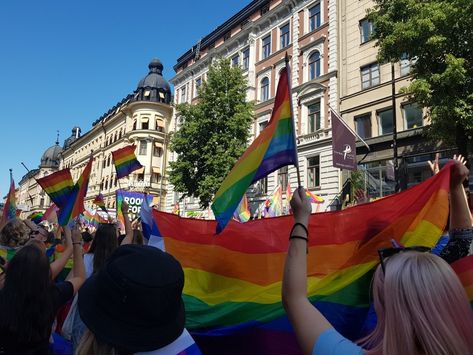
[377,246,430,274]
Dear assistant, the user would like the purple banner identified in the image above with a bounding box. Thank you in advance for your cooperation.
[331,111,357,171]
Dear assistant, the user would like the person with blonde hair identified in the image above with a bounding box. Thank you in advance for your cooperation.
[282,158,473,355]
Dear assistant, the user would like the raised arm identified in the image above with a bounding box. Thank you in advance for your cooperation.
[120,201,133,245]
[282,187,332,355]
[68,225,86,294]
[439,155,473,263]
[50,226,73,279]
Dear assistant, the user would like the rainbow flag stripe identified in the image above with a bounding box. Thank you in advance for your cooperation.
[233,194,250,222]
[112,145,143,179]
[267,185,283,217]
[212,66,297,233]
[1,174,16,225]
[306,190,324,203]
[154,164,452,354]
[36,169,74,208]
[29,212,44,224]
[451,254,473,307]
[58,157,93,226]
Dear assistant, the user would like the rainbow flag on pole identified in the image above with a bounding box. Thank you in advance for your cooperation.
[29,212,44,224]
[57,157,93,226]
[36,169,74,208]
[267,185,283,217]
[212,66,298,233]
[0,172,16,227]
[154,163,453,354]
[93,193,108,213]
[112,145,143,179]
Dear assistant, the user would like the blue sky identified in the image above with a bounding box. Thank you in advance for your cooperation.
[0,0,250,196]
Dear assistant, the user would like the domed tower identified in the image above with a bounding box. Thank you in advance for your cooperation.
[136,59,171,104]
[40,141,62,169]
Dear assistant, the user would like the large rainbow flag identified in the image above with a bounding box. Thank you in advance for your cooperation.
[36,169,74,208]
[154,163,452,354]
[452,254,473,307]
[57,157,93,226]
[0,172,17,227]
[211,66,298,233]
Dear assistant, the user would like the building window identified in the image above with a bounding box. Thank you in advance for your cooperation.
[137,173,144,182]
[262,35,271,59]
[280,23,290,49]
[361,63,380,89]
[231,54,239,67]
[278,166,288,191]
[152,173,161,183]
[309,51,321,80]
[260,77,270,102]
[307,156,320,188]
[139,140,147,155]
[360,19,374,44]
[403,103,423,129]
[259,120,268,133]
[195,78,202,97]
[153,145,163,157]
[377,108,394,135]
[354,114,372,139]
[257,177,268,194]
[308,102,321,133]
[400,53,411,76]
[133,120,137,130]
[180,86,187,103]
[242,48,250,70]
[309,3,321,32]
[142,119,149,130]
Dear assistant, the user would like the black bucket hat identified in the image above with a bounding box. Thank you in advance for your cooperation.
[78,244,185,352]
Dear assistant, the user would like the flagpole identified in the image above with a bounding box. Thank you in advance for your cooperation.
[285,53,302,188]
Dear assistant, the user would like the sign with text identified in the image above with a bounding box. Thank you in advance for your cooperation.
[331,111,357,171]
[115,190,154,231]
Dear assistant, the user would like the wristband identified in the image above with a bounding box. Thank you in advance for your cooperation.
[290,222,309,237]
[72,242,81,245]
[289,235,308,242]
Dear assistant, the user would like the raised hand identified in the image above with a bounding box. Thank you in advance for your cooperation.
[427,152,440,175]
[450,154,469,189]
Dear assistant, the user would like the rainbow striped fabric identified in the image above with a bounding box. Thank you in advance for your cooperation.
[112,145,143,179]
[233,194,250,222]
[452,254,473,307]
[93,193,108,213]
[36,169,74,208]
[154,163,452,354]
[211,66,297,233]
[306,190,324,204]
[267,185,283,217]
[57,157,93,226]
[1,174,16,226]
[29,212,44,224]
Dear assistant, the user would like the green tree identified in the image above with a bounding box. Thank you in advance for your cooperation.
[169,58,254,208]
[368,0,473,156]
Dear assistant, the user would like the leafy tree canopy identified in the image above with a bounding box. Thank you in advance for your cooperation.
[169,58,254,208]
[368,0,473,153]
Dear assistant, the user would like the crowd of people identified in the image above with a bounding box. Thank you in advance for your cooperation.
[0,156,472,354]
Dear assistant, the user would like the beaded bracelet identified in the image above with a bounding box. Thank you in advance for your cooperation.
[290,222,309,238]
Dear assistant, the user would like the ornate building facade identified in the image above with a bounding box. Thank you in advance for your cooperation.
[168,0,341,216]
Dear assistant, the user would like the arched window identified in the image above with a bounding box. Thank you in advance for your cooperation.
[260,77,269,102]
[309,51,321,80]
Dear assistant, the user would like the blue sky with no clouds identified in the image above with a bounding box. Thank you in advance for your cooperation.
[0,0,250,196]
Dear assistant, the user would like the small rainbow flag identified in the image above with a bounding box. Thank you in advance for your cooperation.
[36,169,74,208]
[172,203,180,215]
[451,255,473,307]
[29,212,44,224]
[306,190,324,204]
[0,172,16,227]
[233,194,250,222]
[93,193,108,213]
[112,145,143,179]
[286,183,292,213]
[43,203,59,222]
[212,66,298,233]
[267,185,283,217]
[57,157,93,226]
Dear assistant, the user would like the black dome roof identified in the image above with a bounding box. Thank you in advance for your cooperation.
[136,59,171,104]
[40,143,62,168]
